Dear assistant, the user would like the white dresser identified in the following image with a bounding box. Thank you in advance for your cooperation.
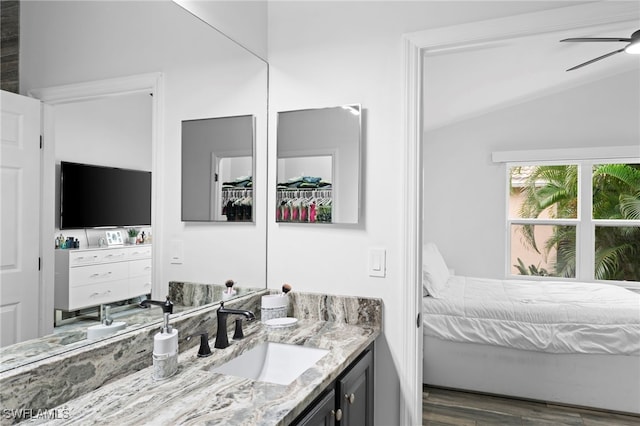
[54,245,152,311]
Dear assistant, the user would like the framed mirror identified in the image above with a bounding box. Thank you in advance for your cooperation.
[181,115,255,222]
[276,104,362,224]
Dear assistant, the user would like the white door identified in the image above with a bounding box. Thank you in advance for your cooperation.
[1,90,41,347]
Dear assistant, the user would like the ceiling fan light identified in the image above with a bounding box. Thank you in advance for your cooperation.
[625,41,640,54]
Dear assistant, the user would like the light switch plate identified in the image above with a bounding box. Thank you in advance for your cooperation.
[170,240,184,264]
[368,248,386,277]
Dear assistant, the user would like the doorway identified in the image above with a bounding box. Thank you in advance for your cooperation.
[30,73,162,336]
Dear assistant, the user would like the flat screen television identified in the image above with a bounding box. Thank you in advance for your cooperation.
[60,161,152,229]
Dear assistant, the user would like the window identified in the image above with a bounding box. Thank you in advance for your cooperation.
[507,161,640,284]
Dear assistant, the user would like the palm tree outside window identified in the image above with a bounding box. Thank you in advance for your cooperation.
[507,161,640,283]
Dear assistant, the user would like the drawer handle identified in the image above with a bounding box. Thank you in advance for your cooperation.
[144,282,151,288]
[331,409,342,421]
[144,266,152,271]
[89,272,112,278]
[345,393,355,404]
[105,253,125,259]
[90,290,112,298]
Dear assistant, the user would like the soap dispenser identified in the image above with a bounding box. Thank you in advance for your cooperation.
[140,296,179,380]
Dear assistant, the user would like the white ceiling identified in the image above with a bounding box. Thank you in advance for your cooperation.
[422,2,640,130]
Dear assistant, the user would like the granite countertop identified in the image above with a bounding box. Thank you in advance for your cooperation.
[0,303,196,373]
[26,319,379,425]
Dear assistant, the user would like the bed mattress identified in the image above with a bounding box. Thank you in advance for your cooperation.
[422,276,640,355]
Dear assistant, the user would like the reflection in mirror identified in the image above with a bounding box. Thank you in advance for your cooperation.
[3,0,268,373]
[277,156,334,223]
[276,105,361,224]
[181,115,255,222]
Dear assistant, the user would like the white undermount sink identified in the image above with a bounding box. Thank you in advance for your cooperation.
[86,321,127,340]
[210,342,329,385]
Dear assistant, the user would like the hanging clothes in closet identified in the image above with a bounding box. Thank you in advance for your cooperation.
[222,176,253,221]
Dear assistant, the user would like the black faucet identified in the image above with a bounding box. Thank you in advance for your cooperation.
[139,296,173,314]
[186,332,212,358]
[215,301,255,349]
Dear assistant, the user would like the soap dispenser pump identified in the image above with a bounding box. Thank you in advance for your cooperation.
[140,296,179,380]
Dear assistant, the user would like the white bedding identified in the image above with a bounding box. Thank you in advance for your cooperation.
[422,276,640,355]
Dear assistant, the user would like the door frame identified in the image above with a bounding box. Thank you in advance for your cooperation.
[400,2,639,423]
[30,72,164,320]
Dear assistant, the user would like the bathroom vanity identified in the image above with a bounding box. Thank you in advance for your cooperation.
[2,291,380,425]
[294,343,373,425]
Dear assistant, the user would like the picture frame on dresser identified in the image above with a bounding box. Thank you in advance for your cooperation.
[105,230,124,246]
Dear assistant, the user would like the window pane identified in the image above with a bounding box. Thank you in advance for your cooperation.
[509,165,577,219]
[592,163,640,220]
[595,226,640,282]
[510,224,576,278]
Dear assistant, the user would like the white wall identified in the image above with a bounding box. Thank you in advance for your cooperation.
[54,93,152,170]
[423,70,640,279]
[173,0,268,61]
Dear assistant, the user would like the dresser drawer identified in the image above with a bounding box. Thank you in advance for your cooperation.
[129,275,152,298]
[127,246,152,260]
[69,248,128,266]
[69,280,130,310]
[69,262,128,287]
[129,259,152,277]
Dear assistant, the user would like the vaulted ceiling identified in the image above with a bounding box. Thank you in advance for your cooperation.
[422,3,640,131]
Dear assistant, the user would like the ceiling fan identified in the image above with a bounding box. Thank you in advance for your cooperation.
[560,29,640,71]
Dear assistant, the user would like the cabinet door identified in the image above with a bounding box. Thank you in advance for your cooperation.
[337,349,373,426]
[294,388,337,426]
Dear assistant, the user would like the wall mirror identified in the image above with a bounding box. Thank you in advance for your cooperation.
[182,115,255,222]
[276,104,362,224]
[2,0,267,373]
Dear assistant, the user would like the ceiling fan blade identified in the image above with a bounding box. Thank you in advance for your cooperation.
[560,37,631,42]
[566,48,626,71]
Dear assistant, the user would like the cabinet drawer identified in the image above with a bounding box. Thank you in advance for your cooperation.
[127,246,152,260]
[68,251,102,266]
[69,280,130,310]
[130,275,152,297]
[69,262,128,287]
[69,248,128,266]
[129,259,152,277]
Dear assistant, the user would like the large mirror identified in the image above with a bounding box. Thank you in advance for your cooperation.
[182,115,255,222]
[276,105,362,224]
[1,0,267,372]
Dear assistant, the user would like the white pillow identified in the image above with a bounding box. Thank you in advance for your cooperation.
[422,243,450,298]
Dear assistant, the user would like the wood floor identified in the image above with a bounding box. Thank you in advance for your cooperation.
[423,386,640,425]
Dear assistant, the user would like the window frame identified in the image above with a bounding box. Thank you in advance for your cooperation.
[505,157,640,289]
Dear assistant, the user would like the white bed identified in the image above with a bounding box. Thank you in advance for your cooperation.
[421,243,640,415]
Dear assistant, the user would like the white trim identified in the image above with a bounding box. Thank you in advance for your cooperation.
[493,146,640,163]
[40,103,55,337]
[28,73,162,104]
[408,2,639,54]
[30,73,164,302]
[404,2,639,423]
[400,33,423,426]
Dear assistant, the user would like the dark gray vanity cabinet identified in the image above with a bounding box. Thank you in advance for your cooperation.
[295,388,337,426]
[294,344,374,426]
[337,347,373,425]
